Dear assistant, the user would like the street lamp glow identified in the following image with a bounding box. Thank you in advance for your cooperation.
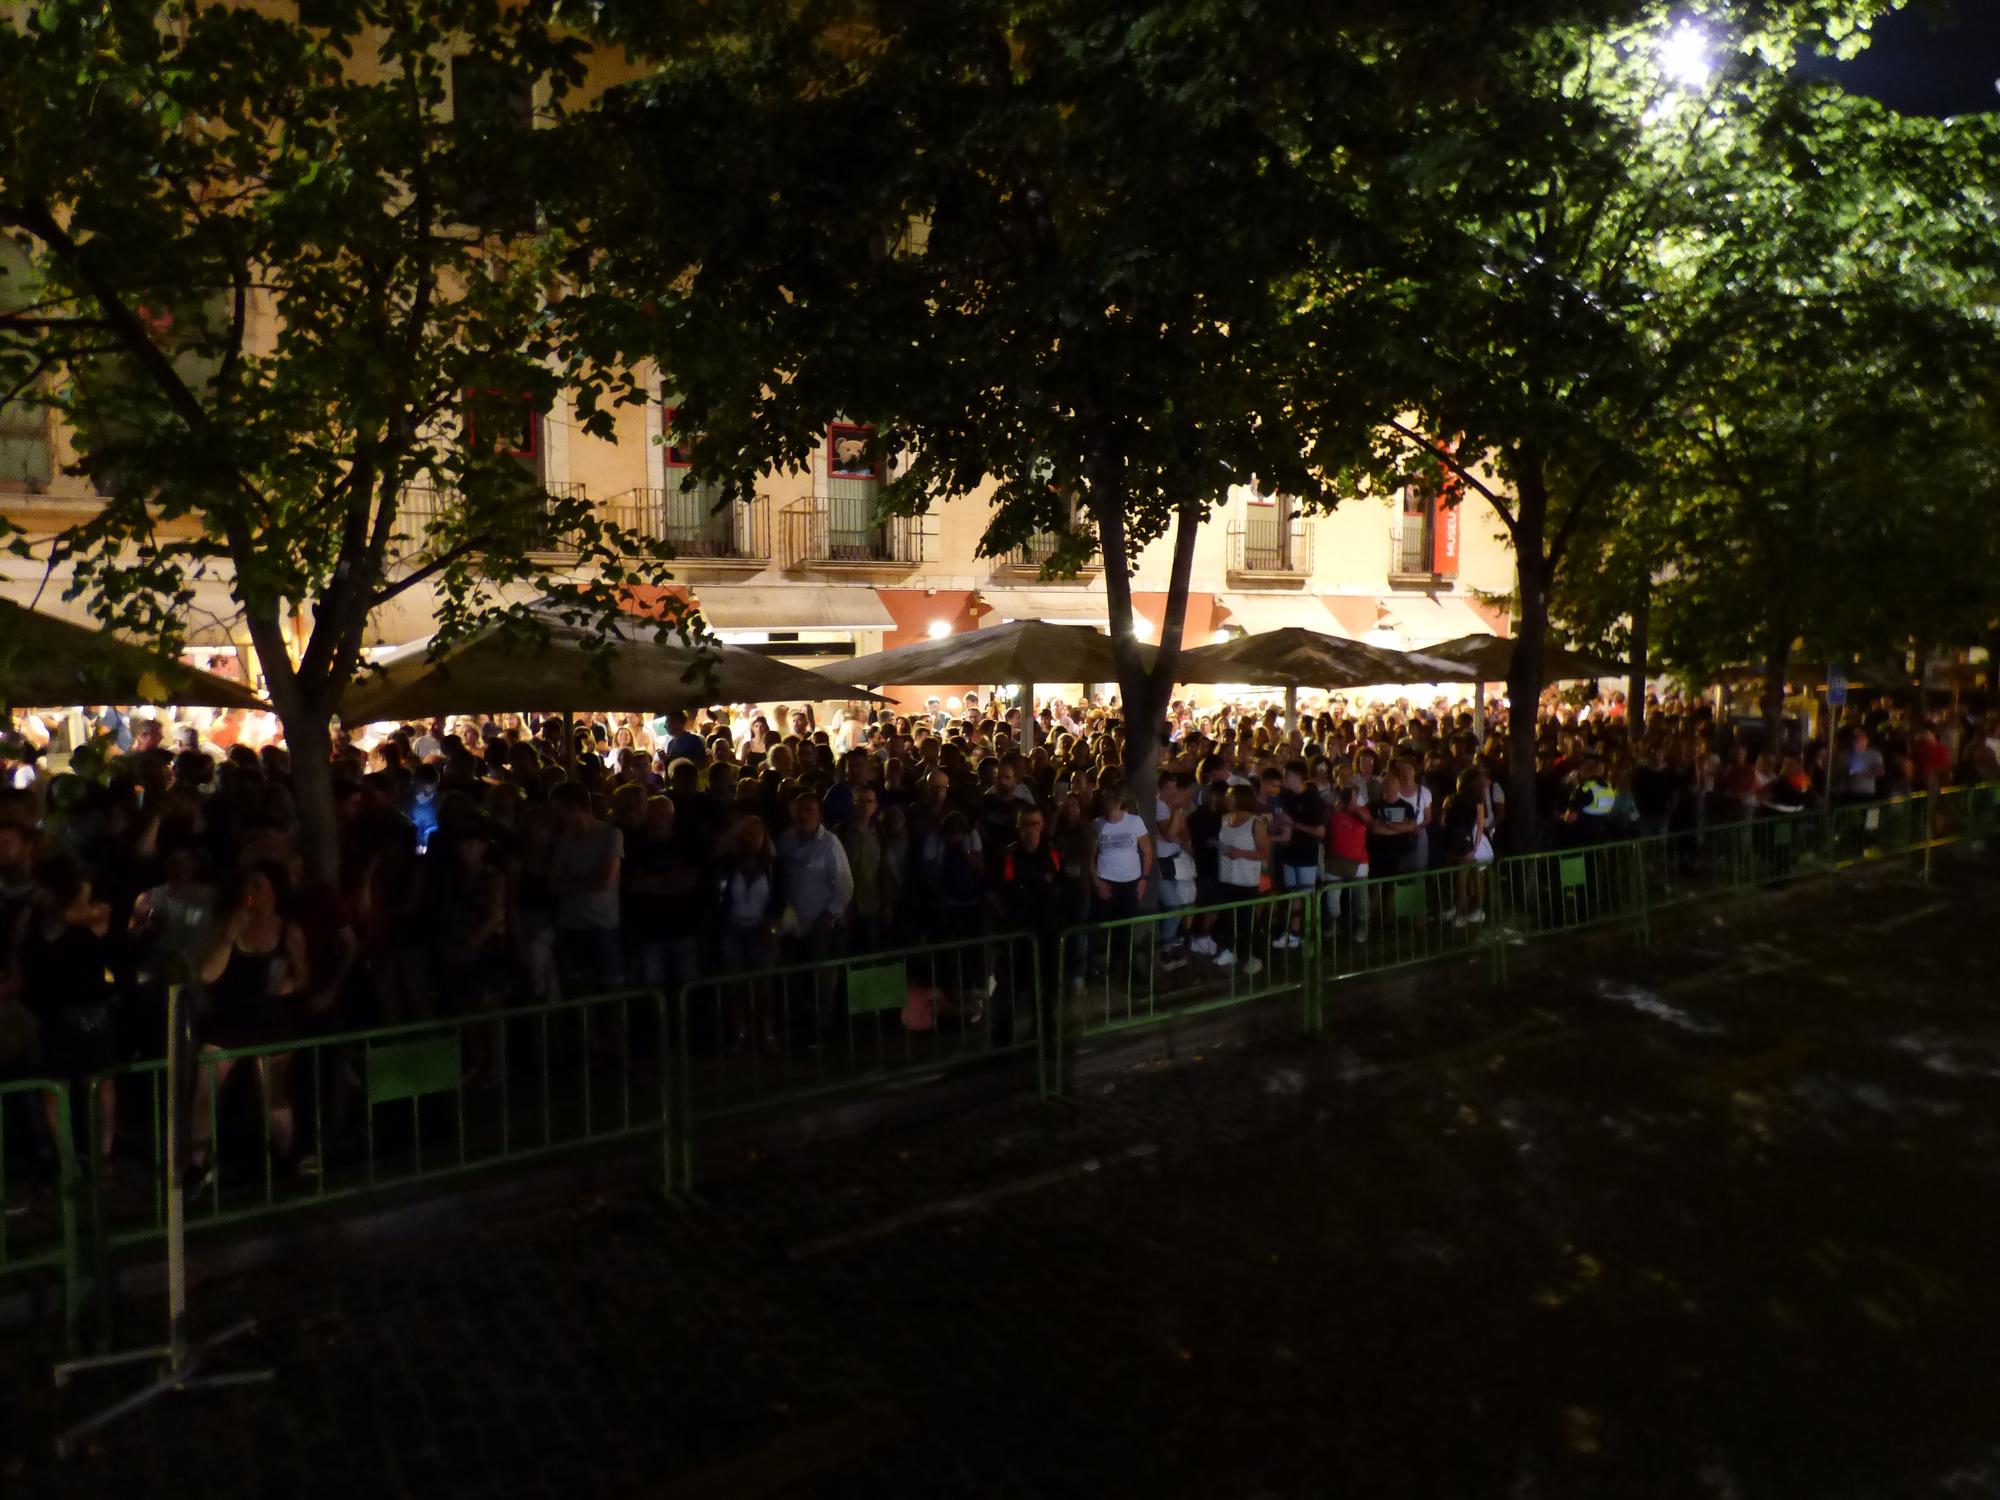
[1130,616,1153,641]
[1659,22,1713,89]
[926,619,952,639]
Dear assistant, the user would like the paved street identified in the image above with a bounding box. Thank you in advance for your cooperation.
[9,854,2000,1499]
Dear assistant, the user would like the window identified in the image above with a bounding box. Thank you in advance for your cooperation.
[464,388,543,478]
[0,403,51,493]
[827,422,880,481]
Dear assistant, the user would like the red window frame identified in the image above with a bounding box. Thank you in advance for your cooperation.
[827,421,879,481]
[464,388,540,458]
[660,405,693,469]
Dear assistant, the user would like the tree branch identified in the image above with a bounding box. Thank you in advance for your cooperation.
[371,534,487,608]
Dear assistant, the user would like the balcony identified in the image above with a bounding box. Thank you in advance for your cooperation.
[780,494,931,571]
[394,480,595,556]
[998,530,1100,578]
[603,486,770,567]
[1388,526,1438,585]
[1227,515,1313,581]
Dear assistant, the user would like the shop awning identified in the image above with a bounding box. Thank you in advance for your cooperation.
[1322,596,1379,639]
[692,586,893,632]
[1211,593,1329,636]
[982,588,1110,626]
[1370,594,1493,648]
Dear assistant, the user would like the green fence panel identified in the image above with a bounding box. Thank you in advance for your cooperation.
[1051,887,1319,1092]
[88,988,666,1253]
[366,1035,463,1106]
[667,931,1043,1190]
[0,1078,80,1353]
[846,960,910,1017]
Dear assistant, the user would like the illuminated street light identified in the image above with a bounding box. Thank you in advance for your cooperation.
[1659,21,1713,89]
[926,619,952,639]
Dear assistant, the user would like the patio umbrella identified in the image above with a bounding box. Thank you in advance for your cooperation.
[340,612,883,725]
[1421,633,1629,684]
[820,620,1155,750]
[0,597,265,710]
[1420,632,1629,736]
[1173,627,1473,729]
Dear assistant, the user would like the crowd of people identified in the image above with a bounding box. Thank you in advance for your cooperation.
[2,686,1996,1186]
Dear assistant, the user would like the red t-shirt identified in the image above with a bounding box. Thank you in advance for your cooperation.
[1328,808,1369,864]
[1914,740,1951,779]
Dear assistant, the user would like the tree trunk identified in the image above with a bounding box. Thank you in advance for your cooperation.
[1505,461,1552,855]
[1090,485,1200,909]
[1627,584,1650,739]
[287,711,340,888]
[1759,622,1789,759]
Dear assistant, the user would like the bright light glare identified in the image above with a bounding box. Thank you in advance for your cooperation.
[1131,617,1153,641]
[926,619,952,639]
[1658,22,1713,89]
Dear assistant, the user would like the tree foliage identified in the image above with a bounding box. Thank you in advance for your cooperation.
[0,0,685,873]
[581,0,1635,816]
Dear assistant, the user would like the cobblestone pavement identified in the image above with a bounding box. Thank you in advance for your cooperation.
[9,856,2000,1499]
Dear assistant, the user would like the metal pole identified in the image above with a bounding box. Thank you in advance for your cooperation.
[1284,684,1298,738]
[1473,681,1486,740]
[1021,683,1037,753]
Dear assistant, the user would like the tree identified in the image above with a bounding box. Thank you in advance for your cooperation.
[1317,0,1909,846]
[581,0,1629,827]
[0,0,682,879]
[1644,86,2000,739]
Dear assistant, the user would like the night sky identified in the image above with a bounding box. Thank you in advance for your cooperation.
[1800,2,2000,116]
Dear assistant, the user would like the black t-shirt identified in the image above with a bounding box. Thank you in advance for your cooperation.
[1277,787,1325,868]
[1631,764,1677,820]
[624,828,706,938]
[1186,805,1223,883]
[1369,791,1420,871]
[979,790,1023,867]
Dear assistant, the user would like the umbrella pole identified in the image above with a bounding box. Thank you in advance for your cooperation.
[562,709,576,779]
[1284,684,1297,739]
[1474,681,1486,740]
[1022,684,1037,753]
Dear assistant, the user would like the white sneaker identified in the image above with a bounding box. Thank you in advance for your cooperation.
[1467,908,1486,925]
[1243,956,1264,977]
[1454,913,1469,929]
[1352,929,1369,944]
[1190,936,1218,957]
[1213,948,1236,968]
[1158,951,1188,972]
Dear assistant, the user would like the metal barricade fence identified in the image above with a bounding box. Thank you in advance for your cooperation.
[1319,863,1495,984]
[1721,810,1833,892]
[1828,792,1926,872]
[87,988,667,1256]
[1052,888,1318,1089]
[0,1077,81,1351]
[667,930,1042,1192]
[1490,836,1654,944]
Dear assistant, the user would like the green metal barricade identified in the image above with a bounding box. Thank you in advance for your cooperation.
[1491,837,1653,944]
[1319,863,1496,983]
[667,931,1042,1191]
[1051,887,1319,1090]
[0,1077,81,1352]
[87,988,667,1254]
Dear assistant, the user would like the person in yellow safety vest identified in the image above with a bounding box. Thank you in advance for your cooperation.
[1563,752,1618,848]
